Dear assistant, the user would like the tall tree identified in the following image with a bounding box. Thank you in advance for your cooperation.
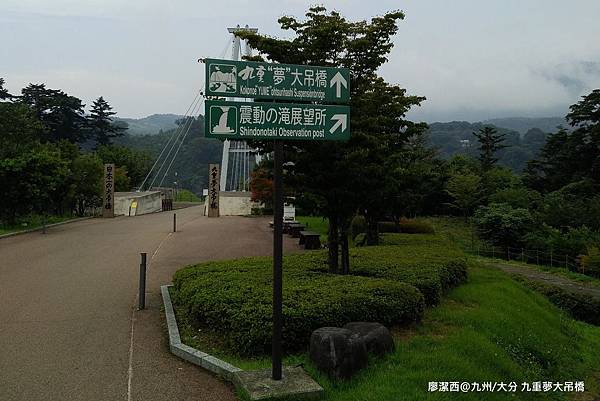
[237,7,425,273]
[446,173,482,220]
[88,96,126,146]
[20,84,88,144]
[95,145,153,189]
[0,78,13,100]
[472,126,507,171]
[524,89,600,193]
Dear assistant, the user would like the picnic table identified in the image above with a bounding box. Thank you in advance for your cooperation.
[299,231,321,250]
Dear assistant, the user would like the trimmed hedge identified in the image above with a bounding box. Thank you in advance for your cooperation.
[171,233,468,356]
[350,244,467,305]
[515,277,600,326]
[172,258,424,355]
[304,235,468,305]
[377,219,435,234]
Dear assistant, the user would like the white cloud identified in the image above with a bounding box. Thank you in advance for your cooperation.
[2,0,599,120]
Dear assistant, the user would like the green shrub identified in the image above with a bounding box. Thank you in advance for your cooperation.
[345,241,467,305]
[171,256,425,356]
[303,234,468,305]
[378,221,399,233]
[398,219,435,234]
[171,233,468,356]
[580,246,600,278]
[474,203,534,250]
[377,220,435,234]
[350,215,367,239]
[515,277,600,326]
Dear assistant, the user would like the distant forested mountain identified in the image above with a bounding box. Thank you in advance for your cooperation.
[116,112,562,190]
[481,117,568,135]
[114,113,183,136]
[427,121,549,172]
[116,115,223,194]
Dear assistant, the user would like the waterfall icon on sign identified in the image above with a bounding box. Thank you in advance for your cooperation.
[210,106,237,134]
[208,63,237,93]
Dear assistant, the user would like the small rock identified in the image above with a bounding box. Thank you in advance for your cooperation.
[309,327,368,380]
[343,322,395,356]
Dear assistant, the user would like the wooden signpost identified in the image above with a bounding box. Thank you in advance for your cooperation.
[103,164,115,218]
[204,58,351,380]
[207,164,220,218]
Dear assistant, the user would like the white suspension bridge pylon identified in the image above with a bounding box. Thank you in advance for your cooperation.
[220,25,260,192]
[138,25,260,198]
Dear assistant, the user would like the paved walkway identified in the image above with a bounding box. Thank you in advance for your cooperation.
[485,262,600,299]
[0,207,300,401]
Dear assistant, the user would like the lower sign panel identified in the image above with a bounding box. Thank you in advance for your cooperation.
[204,100,350,141]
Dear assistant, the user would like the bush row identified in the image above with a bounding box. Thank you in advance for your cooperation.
[515,277,600,326]
[171,258,425,355]
[348,242,467,305]
[301,234,468,305]
[377,220,436,234]
[350,217,436,239]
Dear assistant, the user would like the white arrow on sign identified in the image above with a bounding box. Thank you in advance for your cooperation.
[329,114,348,134]
[329,72,348,98]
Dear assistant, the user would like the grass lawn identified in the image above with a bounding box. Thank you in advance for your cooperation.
[296,216,329,243]
[0,214,79,236]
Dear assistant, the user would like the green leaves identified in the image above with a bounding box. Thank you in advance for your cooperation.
[473,203,533,249]
[89,96,125,146]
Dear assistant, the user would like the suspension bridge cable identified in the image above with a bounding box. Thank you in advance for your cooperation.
[148,94,202,189]
[219,37,232,59]
[138,90,201,190]
[147,91,202,188]
[158,96,204,187]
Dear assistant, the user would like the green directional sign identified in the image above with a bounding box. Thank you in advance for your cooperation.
[204,58,350,103]
[205,100,350,141]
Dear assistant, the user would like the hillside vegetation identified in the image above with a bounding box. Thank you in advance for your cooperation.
[427,121,549,172]
[116,115,223,194]
[114,113,182,136]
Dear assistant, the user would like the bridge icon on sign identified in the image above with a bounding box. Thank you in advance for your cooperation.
[208,63,237,93]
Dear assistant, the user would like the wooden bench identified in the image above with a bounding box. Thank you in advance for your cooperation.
[287,224,306,237]
[283,220,300,234]
[299,231,321,249]
[271,220,302,234]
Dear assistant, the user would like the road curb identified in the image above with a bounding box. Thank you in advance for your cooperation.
[0,217,94,240]
[160,285,243,382]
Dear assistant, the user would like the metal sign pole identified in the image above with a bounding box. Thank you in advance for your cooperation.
[272,140,283,380]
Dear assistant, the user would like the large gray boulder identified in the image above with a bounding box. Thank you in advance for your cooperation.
[309,327,368,380]
[343,322,395,356]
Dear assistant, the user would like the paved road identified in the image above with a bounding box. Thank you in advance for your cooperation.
[0,207,300,401]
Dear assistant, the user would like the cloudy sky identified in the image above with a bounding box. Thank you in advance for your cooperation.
[1,0,599,122]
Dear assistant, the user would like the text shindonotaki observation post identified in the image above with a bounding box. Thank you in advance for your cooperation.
[205,100,350,141]
[205,58,350,103]
[204,58,350,382]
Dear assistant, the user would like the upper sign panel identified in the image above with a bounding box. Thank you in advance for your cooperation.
[204,58,350,103]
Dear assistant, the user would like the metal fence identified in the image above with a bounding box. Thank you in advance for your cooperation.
[471,245,588,274]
